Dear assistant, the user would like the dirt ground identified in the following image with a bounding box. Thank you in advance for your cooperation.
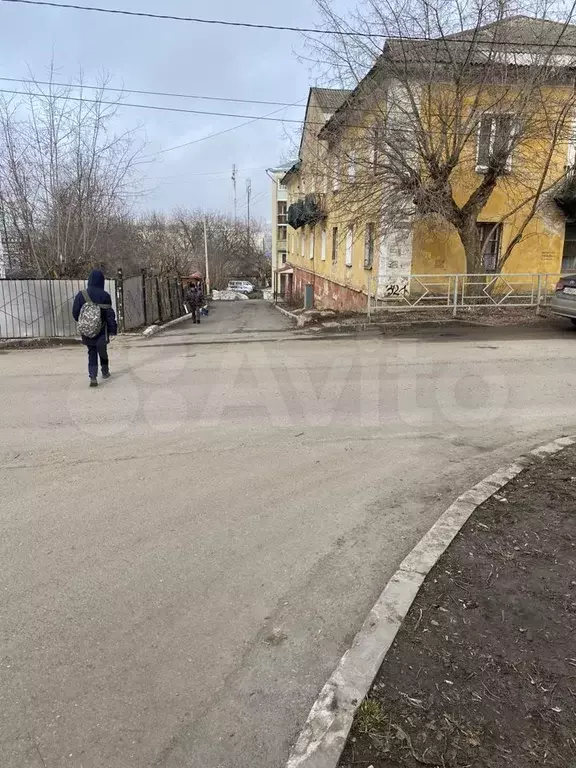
[339,444,576,768]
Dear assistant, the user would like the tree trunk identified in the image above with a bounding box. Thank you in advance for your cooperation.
[455,217,483,274]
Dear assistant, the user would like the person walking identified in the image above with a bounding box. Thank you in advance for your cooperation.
[185,283,201,324]
[72,269,118,387]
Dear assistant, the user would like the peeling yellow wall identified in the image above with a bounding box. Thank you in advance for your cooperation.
[285,90,377,299]
[412,202,566,277]
[287,82,572,304]
[414,83,572,278]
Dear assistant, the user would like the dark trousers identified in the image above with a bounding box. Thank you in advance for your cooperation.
[87,339,109,379]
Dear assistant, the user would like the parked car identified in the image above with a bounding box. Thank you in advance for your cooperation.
[227,280,254,293]
[549,275,576,324]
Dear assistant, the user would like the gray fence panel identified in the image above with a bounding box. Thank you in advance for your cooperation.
[123,274,146,330]
[144,277,159,325]
[158,279,172,322]
[0,279,116,339]
[169,278,184,318]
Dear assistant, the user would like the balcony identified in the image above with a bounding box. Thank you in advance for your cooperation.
[287,194,326,230]
[554,170,576,218]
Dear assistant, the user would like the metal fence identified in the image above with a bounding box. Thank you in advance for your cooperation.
[122,274,146,330]
[367,273,563,319]
[119,272,185,331]
[0,272,186,339]
[0,278,117,339]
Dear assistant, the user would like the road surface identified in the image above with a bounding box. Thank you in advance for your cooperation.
[165,298,291,336]
[1,301,576,768]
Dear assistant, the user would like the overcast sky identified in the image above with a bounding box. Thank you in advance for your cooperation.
[0,0,352,222]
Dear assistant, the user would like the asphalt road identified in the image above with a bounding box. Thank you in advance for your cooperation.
[2,302,576,768]
[165,298,291,336]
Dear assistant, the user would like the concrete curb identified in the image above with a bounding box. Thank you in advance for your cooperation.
[272,303,301,326]
[0,337,82,350]
[286,434,576,768]
[143,313,193,337]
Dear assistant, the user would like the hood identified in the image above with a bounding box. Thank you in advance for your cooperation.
[87,270,105,290]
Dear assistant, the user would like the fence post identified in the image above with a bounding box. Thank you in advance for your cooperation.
[155,277,163,323]
[141,269,147,326]
[367,274,372,322]
[452,274,459,317]
[536,273,543,315]
[116,268,125,332]
[166,278,173,320]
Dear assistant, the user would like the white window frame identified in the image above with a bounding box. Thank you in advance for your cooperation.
[309,226,315,260]
[348,150,356,181]
[371,126,378,172]
[332,154,340,193]
[331,226,339,263]
[477,221,502,273]
[364,222,375,269]
[567,118,576,170]
[476,113,516,173]
[345,225,354,267]
[321,227,327,261]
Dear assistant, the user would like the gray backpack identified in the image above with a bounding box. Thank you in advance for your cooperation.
[77,289,107,338]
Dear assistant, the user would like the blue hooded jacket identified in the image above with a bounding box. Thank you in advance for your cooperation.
[72,270,118,344]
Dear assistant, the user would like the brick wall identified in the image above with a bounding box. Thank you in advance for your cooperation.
[293,268,367,311]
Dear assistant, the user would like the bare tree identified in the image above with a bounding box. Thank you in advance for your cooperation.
[171,209,269,287]
[0,67,145,277]
[303,0,576,273]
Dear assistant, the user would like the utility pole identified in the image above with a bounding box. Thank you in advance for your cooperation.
[246,178,252,255]
[232,164,237,223]
[0,206,8,278]
[203,217,211,295]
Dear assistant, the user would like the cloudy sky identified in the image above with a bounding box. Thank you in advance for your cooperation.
[0,0,352,222]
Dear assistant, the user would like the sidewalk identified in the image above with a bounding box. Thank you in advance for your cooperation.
[339,444,576,768]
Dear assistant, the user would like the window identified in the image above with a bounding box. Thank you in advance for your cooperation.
[562,224,576,271]
[300,230,305,257]
[476,115,515,172]
[331,226,338,263]
[277,201,287,224]
[280,251,287,265]
[371,125,381,173]
[332,154,340,192]
[277,225,287,243]
[348,150,356,181]
[309,227,315,260]
[477,222,502,272]
[345,225,354,267]
[568,121,576,170]
[364,223,375,268]
[321,227,327,261]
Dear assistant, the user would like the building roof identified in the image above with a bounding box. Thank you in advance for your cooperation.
[310,87,352,113]
[449,15,576,47]
[268,162,295,175]
[385,15,576,64]
[319,15,576,137]
[280,160,301,185]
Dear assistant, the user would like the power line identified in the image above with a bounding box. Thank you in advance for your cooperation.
[0,87,310,123]
[0,88,557,138]
[4,0,576,50]
[142,99,307,158]
[0,0,381,36]
[0,76,304,108]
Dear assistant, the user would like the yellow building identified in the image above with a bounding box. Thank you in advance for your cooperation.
[266,165,293,299]
[283,17,576,310]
